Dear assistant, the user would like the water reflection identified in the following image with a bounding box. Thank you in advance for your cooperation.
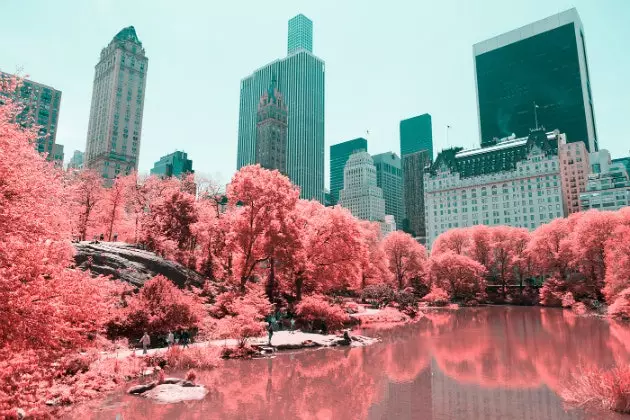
[83,307,630,420]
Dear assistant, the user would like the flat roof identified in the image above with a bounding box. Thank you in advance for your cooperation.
[473,8,582,56]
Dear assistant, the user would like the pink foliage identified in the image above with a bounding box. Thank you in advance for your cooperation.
[107,275,205,339]
[427,252,487,302]
[562,365,630,413]
[295,295,350,331]
[380,231,427,290]
[608,288,630,320]
[422,287,450,306]
[604,225,630,306]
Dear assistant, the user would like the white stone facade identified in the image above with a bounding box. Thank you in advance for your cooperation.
[425,136,565,246]
[339,151,394,236]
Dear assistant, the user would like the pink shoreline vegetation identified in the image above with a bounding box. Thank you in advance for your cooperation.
[562,365,630,414]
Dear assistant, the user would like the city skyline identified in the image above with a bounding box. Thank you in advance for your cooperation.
[1,0,629,188]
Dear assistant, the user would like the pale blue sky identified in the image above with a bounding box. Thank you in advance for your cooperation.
[2,0,629,186]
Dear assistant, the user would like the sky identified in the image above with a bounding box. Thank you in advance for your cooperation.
[2,0,629,187]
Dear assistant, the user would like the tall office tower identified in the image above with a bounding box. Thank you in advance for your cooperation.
[474,8,597,152]
[558,138,589,215]
[150,151,193,178]
[400,113,433,160]
[51,144,64,167]
[329,138,368,205]
[424,129,565,246]
[373,152,405,228]
[237,14,325,202]
[339,151,395,235]
[256,78,288,173]
[288,14,313,54]
[403,150,431,241]
[84,26,148,181]
[0,71,62,160]
[68,150,85,170]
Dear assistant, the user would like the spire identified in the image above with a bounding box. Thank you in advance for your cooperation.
[114,26,142,46]
[267,75,277,101]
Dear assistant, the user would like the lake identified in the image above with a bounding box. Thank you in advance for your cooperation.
[80,307,630,419]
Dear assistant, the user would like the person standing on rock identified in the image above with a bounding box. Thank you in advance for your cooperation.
[166,331,174,348]
[140,331,151,355]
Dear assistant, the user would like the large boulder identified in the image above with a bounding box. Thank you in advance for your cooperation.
[141,383,208,403]
[73,242,205,288]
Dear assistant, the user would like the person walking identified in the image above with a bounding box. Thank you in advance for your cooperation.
[290,318,296,334]
[140,331,150,355]
[181,330,190,348]
[166,331,174,348]
[267,321,274,345]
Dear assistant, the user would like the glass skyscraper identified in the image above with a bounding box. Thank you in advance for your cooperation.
[150,151,193,178]
[237,14,325,202]
[474,8,597,152]
[400,113,433,160]
[329,138,368,206]
[288,14,313,54]
[373,152,405,229]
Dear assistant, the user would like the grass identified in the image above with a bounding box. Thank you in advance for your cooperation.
[561,365,630,414]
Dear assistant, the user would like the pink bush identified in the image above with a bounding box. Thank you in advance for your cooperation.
[561,291,576,308]
[562,365,630,414]
[608,287,630,320]
[422,287,450,306]
[295,295,350,331]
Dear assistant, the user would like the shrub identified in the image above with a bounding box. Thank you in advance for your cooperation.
[220,344,258,359]
[185,369,197,383]
[343,301,360,314]
[562,365,630,414]
[215,304,267,347]
[608,287,630,320]
[361,284,396,307]
[422,287,450,307]
[295,295,350,332]
[561,292,576,308]
[394,288,418,316]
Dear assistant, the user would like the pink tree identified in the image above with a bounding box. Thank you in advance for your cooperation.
[69,169,104,241]
[489,226,530,296]
[100,173,134,241]
[527,217,573,279]
[426,252,487,302]
[604,224,630,307]
[357,220,391,288]
[380,230,427,290]
[467,225,493,272]
[431,228,470,256]
[226,165,300,292]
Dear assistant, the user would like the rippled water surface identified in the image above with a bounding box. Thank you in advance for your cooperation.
[78,307,630,419]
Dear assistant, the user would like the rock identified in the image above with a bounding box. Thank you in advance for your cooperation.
[162,377,183,385]
[73,242,206,288]
[16,408,26,419]
[142,368,155,376]
[45,399,58,406]
[181,380,196,387]
[128,381,157,394]
[141,383,208,403]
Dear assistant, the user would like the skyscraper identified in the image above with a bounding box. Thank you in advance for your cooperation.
[150,151,193,178]
[372,152,405,229]
[0,71,62,161]
[474,8,597,152]
[403,150,431,241]
[68,150,84,170]
[85,26,148,181]
[256,78,288,173]
[339,151,395,235]
[400,114,433,160]
[288,14,313,54]
[237,15,325,202]
[329,138,368,205]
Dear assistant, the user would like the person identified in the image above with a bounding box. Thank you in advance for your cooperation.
[166,331,174,348]
[267,321,274,345]
[174,330,180,345]
[140,331,150,355]
[113,232,118,242]
[322,322,328,335]
[100,233,104,241]
[290,318,296,334]
[181,330,190,348]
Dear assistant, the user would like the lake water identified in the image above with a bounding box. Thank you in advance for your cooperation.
[80,307,630,419]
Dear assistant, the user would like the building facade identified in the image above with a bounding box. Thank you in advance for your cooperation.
[68,150,84,170]
[612,156,630,175]
[330,138,368,205]
[373,152,405,229]
[150,151,193,178]
[425,130,565,246]
[255,78,287,173]
[339,151,395,235]
[84,26,148,181]
[51,144,64,167]
[580,151,630,211]
[237,15,325,202]
[400,113,433,160]
[1,71,62,161]
[474,8,597,152]
[403,150,431,240]
[558,138,589,215]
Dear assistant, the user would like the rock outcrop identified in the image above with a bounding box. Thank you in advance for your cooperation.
[73,242,205,288]
[128,378,207,403]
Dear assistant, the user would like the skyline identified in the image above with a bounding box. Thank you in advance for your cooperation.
[1,0,629,188]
